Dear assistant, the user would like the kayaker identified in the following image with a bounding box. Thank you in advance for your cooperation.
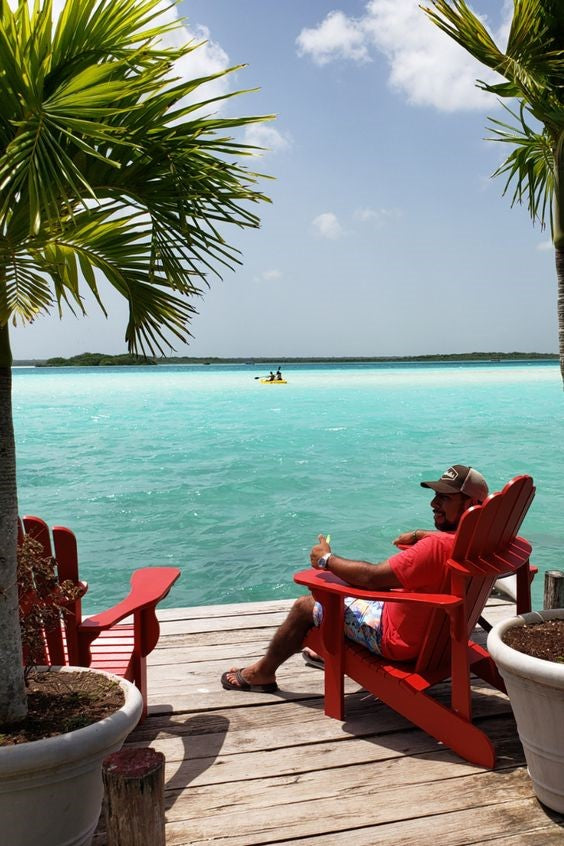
[275,367,283,381]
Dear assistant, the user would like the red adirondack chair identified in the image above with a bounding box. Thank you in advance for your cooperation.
[294,475,536,768]
[18,515,181,720]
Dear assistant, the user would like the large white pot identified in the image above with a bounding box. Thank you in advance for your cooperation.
[0,666,143,846]
[487,609,564,813]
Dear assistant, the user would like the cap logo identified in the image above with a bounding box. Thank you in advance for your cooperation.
[442,467,458,481]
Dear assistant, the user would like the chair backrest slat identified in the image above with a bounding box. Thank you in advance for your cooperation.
[52,526,83,664]
[20,516,85,667]
[415,475,535,675]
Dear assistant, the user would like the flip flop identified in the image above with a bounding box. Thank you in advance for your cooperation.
[221,669,278,694]
[302,648,324,670]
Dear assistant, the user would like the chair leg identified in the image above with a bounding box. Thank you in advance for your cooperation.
[414,694,496,768]
[346,656,496,768]
[303,616,345,721]
[477,615,492,633]
[318,593,345,721]
[471,654,506,694]
[323,650,345,720]
[129,651,148,722]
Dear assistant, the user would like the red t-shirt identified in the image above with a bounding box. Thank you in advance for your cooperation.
[381,533,454,661]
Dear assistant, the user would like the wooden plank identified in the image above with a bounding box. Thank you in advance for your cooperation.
[94,733,530,843]
[154,593,514,623]
[145,650,512,715]
[224,802,564,846]
[92,595,546,846]
[151,603,512,650]
[156,600,296,621]
[135,681,513,764]
[147,635,275,666]
[149,627,286,652]
[93,794,560,846]
[147,766,538,845]
[147,628,499,666]
[157,610,292,636]
[130,719,524,791]
[155,598,515,634]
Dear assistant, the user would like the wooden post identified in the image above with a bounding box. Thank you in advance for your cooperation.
[543,570,564,610]
[102,747,165,846]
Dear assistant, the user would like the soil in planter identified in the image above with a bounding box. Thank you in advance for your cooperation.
[0,670,125,746]
[503,619,564,663]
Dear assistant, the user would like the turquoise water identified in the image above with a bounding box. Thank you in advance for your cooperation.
[13,360,563,613]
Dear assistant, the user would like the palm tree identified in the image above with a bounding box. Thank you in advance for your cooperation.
[421,0,564,383]
[0,0,271,724]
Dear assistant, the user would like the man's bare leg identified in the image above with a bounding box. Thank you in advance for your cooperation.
[223,594,315,688]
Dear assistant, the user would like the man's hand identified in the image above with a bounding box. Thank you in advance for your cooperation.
[310,534,331,568]
[392,530,427,548]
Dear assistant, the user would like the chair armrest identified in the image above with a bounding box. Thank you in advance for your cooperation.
[294,568,462,609]
[77,567,180,658]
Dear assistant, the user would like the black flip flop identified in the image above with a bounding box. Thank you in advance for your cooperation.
[221,669,278,693]
[302,649,324,670]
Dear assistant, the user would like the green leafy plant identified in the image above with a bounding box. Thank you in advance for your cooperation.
[0,0,271,725]
[422,0,564,385]
[17,535,84,682]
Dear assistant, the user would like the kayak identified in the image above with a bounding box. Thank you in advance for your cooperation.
[259,378,287,384]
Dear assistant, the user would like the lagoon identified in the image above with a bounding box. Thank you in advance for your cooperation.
[13,360,563,613]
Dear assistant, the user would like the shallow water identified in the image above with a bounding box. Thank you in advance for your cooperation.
[13,360,563,612]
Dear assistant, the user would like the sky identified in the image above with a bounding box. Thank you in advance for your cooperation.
[11,0,559,360]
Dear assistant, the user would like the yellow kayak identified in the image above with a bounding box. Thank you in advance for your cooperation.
[259,378,287,384]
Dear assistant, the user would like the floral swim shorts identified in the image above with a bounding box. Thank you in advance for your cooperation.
[313,597,385,655]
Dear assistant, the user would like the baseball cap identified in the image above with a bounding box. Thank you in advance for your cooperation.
[420,465,489,502]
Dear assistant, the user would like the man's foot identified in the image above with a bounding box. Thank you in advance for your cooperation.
[221,667,278,693]
[302,647,324,669]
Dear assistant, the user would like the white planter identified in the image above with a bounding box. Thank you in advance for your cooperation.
[487,609,564,813]
[0,666,143,846]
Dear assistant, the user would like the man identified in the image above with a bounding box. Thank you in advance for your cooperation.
[221,464,489,693]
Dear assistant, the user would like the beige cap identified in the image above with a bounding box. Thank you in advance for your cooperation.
[421,465,489,502]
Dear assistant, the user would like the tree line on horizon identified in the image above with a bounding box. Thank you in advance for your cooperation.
[21,351,560,367]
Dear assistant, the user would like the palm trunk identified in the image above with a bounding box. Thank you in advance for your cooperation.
[0,321,26,723]
[556,248,564,387]
[554,141,564,388]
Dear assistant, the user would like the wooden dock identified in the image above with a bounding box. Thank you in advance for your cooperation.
[94,595,564,845]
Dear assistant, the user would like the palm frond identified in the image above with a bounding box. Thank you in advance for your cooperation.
[421,1,505,71]
[34,206,205,352]
[423,0,564,122]
[0,0,272,353]
[487,102,554,229]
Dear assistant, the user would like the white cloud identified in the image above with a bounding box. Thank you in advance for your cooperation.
[244,124,292,153]
[296,0,510,112]
[537,240,553,252]
[312,212,344,239]
[354,206,402,225]
[253,268,283,284]
[296,10,371,65]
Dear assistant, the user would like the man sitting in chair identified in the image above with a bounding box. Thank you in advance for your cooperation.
[221,464,488,693]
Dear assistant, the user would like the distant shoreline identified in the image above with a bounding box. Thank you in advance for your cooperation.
[12,351,559,367]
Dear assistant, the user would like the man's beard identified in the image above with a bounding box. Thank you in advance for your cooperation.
[434,514,458,532]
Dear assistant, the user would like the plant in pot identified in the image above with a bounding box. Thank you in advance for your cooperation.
[0,535,144,846]
[0,1,270,843]
[487,609,564,813]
